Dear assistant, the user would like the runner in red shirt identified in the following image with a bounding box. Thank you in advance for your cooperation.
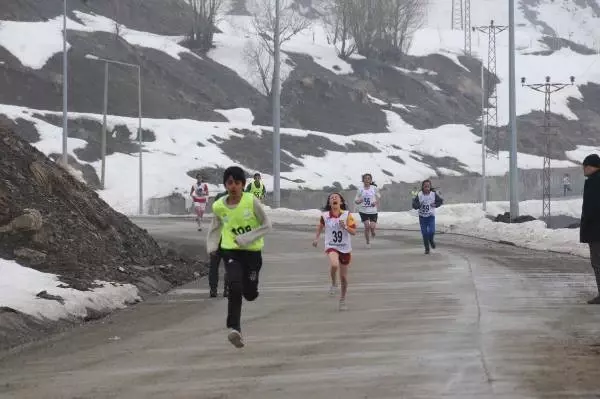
[190,174,209,231]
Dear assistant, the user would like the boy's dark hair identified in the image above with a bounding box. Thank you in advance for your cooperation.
[323,192,348,211]
[254,173,261,178]
[421,179,433,191]
[223,166,247,186]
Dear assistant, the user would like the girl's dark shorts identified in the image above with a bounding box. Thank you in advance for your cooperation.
[359,212,378,223]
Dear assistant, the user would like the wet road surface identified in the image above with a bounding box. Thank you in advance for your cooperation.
[1,220,600,398]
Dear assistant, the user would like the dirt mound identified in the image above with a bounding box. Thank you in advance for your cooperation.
[494,212,537,224]
[0,125,203,291]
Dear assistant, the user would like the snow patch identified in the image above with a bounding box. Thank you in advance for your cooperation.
[0,258,140,321]
[566,146,600,164]
[0,12,196,71]
[0,17,72,69]
[215,108,255,125]
[73,12,195,61]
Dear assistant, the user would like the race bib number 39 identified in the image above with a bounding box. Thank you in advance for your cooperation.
[328,230,344,246]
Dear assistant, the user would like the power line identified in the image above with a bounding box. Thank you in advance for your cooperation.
[521,75,575,225]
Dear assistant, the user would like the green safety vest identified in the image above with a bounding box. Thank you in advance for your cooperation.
[249,181,265,199]
[212,192,264,251]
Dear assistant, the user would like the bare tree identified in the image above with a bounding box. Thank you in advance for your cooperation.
[246,0,311,95]
[385,0,426,53]
[325,0,426,59]
[320,0,357,58]
[110,0,124,39]
[189,0,226,51]
[252,0,312,53]
[244,41,274,96]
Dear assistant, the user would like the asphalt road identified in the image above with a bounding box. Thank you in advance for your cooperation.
[1,219,600,399]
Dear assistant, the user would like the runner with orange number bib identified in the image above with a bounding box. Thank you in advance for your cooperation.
[313,193,357,311]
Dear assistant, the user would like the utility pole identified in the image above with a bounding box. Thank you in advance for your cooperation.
[101,62,108,189]
[473,20,507,157]
[62,0,68,165]
[272,0,281,208]
[463,0,472,55]
[451,0,463,30]
[508,0,519,219]
[480,58,487,211]
[86,54,141,204]
[137,66,143,215]
[521,76,574,224]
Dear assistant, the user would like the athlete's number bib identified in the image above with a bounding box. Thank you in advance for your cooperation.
[323,211,352,252]
[361,188,376,210]
[231,225,252,236]
[420,204,430,213]
[331,230,343,243]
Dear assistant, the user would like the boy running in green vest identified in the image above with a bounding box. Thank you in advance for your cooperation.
[245,172,266,201]
[207,166,272,348]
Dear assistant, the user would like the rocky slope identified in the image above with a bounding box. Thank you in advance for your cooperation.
[0,124,205,349]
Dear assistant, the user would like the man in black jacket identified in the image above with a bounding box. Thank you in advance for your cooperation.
[209,190,229,298]
[581,154,600,304]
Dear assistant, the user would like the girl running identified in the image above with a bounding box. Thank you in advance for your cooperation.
[313,193,357,311]
[354,173,380,248]
[190,174,209,231]
[412,179,444,254]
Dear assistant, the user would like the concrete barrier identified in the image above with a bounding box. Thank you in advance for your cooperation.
[261,166,585,212]
[147,167,584,214]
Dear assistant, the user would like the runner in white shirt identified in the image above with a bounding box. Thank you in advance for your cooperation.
[354,173,381,248]
[313,193,357,311]
[412,179,444,254]
[190,174,209,231]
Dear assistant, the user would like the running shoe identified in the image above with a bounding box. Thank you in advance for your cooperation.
[228,329,244,348]
[329,285,337,297]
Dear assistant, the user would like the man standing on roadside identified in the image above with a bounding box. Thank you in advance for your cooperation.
[580,154,600,304]
[208,189,229,298]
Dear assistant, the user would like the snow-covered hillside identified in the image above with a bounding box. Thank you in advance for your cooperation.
[422,0,600,124]
[0,104,581,214]
[0,0,599,214]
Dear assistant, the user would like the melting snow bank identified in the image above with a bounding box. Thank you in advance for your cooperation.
[135,198,587,257]
[0,258,140,322]
[262,198,589,258]
[447,219,586,257]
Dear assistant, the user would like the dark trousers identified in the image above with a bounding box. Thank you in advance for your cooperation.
[590,242,600,293]
[221,250,263,332]
[208,250,227,291]
[419,216,436,250]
